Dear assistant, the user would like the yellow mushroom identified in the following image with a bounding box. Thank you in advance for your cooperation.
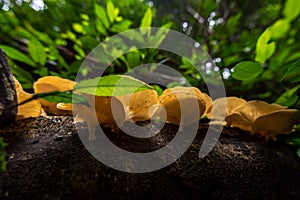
[33,76,75,115]
[117,89,160,122]
[225,100,300,139]
[58,94,126,140]
[206,96,247,120]
[252,109,300,140]
[13,77,41,120]
[157,86,208,126]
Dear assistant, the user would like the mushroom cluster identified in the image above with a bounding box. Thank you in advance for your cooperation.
[207,97,300,140]
[13,75,300,141]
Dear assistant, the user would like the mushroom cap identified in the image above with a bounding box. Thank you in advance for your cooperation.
[252,109,300,138]
[33,76,75,115]
[225,100,289,135]
[117,89,159,122]
[157,86,207,126]
[206,96,247,120]
[14,77,41,120]
[73,95,125,129]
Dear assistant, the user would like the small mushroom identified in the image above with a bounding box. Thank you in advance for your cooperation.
[157,86,208,126]
[14,77,41,120]
[33,76,75,115]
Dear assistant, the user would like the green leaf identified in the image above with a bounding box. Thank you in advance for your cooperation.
[106,0,116,23]
[126,50,141,69]
[10,64,35,89]
[283,0,300,21]
[0,45,35,66]
[74,75,153,96]
[226,12,242,35]
[140,8,152,36]
[94,4,110,29]
[231,61,263,81]
[72,23,85,34]
[111,20,132,32]
[34,90,88,105]
[268,19,290,39]
[149,25,172,48]
[95,19,108,35]
[152,85,163,96]
[255,29,276,64]
[281,59,300,82]
[275,85,300,107]
[28,38,47,65]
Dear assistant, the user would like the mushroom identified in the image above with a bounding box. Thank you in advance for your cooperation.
[157,86,209,126]
[14,77,42,120]
[252,109,300,139]
[225,100,300,139]
[117,89,160,122]
[206,96,247,120]
[33,76,75,115]
[58,95,126,140]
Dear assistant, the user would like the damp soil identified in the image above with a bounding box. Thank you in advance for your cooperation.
[0,116,300,200]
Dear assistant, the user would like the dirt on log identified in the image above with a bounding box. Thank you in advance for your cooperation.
[0,116,300,200]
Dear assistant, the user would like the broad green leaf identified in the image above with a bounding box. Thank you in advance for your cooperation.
[0,45,35,66]
[281,59,300,82]
[94,4,110,29]
[297,149,300,157]
[106,0,115,23]
[74,75,153,96]
[28,38,47,65]
[140,8,152,36]
[34,91,88,105]
[268,19,290,39]
[283,0,300,21]
[111,20,132,32]
[231,61,263,81]
[255,29,276,64]
[275,85,300,106]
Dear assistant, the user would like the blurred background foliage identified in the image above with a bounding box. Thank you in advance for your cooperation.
[0,0,300,166]
[0,0,300,108]
[0,0,299,108]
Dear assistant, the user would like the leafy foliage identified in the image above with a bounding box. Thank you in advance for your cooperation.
[1,0,300,160]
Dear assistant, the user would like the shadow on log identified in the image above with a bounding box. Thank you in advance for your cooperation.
[0,116,300,199]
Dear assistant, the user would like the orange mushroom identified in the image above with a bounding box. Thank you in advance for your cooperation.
[206,96,247,120]
[157,86,209,126]
[33,76,75,115]
[117,89,160,122]
[225,100,300,139]
[13,77,42,120]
